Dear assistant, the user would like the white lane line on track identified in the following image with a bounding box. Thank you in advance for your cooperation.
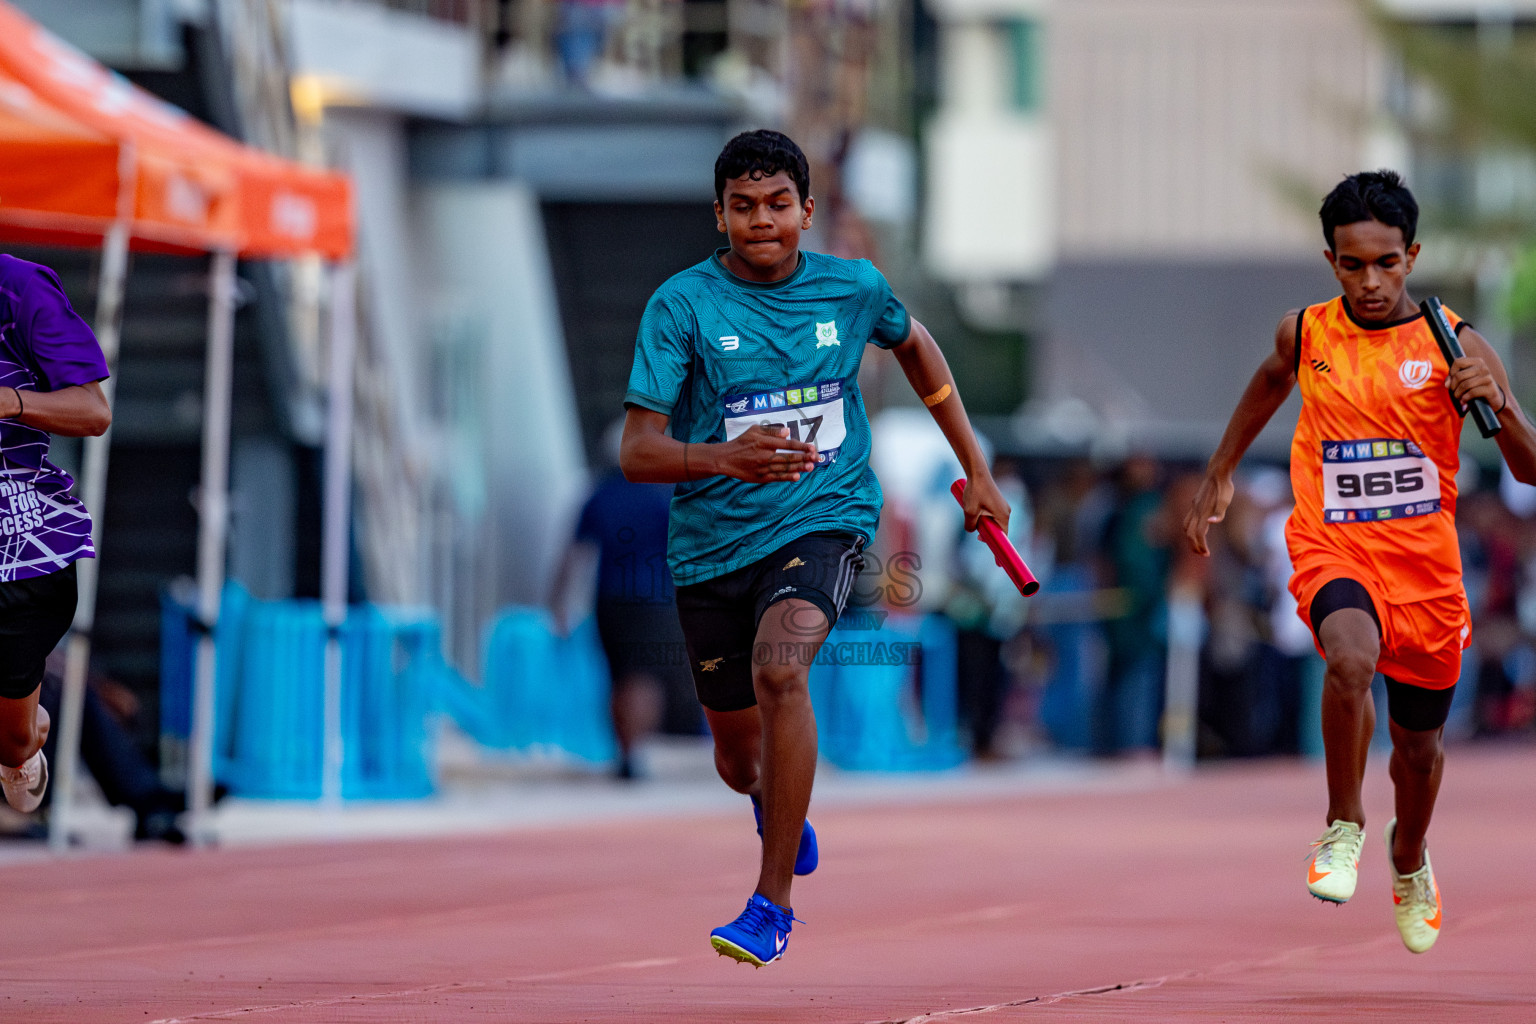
[144,957,683,1023]
[866,907,1518,1023]
[870,975,1182,1022]
[0,883,648,969]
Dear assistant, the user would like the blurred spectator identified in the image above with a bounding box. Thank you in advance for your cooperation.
[1024,458,1118,752]
[551,422,700,780]
[1460,489,1535,734]
[1094,454,1170,755]
[1194,471,1308,757]
[1253,469,1317,755]
[555,0,625,87]
[1036,457,1114,575]
[946,459,1032,759]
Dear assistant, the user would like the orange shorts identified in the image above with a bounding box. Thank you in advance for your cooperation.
[1292,567,1470,690]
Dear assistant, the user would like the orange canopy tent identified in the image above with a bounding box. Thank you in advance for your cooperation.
[0,1,360,844]
[0,70,124,239]
[0,1,351,259]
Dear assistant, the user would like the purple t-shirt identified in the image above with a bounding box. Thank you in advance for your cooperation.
[0,256,110,581]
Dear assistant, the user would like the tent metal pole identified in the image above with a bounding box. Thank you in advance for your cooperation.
[321,261,356,808]
[187,250,238,848]
[48,221,130,853]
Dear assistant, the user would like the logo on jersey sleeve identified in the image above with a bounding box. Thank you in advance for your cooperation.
[1399,360,1432,389]
[815,321,840,348]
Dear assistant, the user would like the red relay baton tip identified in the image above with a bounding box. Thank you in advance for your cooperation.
[951,479,1040,597]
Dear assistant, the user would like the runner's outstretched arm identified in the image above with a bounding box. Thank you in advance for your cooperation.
[0,381,110,437]
[1184,311,1300,556]
[620,407,818,485]
[889,318,1010,532]
[1447,328,1536,484]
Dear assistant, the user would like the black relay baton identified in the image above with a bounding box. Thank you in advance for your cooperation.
[1420,296,1501,439]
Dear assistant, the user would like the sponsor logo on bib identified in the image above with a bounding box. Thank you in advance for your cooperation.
[722,378,849,465]
[1320,437,1441,524]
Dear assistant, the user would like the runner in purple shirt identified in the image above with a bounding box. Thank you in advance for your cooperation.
[0,255,112,815]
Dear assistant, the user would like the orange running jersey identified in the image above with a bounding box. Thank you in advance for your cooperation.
[1286,297,1466,605]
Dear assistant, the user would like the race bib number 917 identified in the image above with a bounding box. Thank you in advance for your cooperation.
[722,379,847,465]
[1320,438,1440,524]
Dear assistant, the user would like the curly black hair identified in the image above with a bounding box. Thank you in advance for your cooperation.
[1319,170,1418,251]
[714,129,811,205]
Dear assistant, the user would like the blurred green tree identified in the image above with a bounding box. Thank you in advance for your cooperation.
[1366,2,1536,327]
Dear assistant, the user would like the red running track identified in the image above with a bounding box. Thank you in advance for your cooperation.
[4,744,1536,1022]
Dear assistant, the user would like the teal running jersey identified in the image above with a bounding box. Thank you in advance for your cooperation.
[625,248,911,586]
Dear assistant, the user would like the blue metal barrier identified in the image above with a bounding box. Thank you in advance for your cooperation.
[438,608,617,765]
[159,584,249,749]
[1035,565,1102,750]
[809,613,966,771]
[392,602,966,773]
[160,587,442,799]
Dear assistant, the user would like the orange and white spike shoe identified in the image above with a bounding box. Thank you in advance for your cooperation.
[0,750,46,813]
[1385,818,1441,954]
[1307,819,1364,903]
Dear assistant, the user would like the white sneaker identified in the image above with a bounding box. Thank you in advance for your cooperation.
[1307,819,1364,903]
[0,750,47,813]
[1385,818,1441,954]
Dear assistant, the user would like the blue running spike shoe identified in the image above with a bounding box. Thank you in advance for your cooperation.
[752,796,819,876]
[710,893,795,966]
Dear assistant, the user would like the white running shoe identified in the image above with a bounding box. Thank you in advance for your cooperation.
[0,750,47,813]
[1307,819,1365,903]
[1385,818,1441,954]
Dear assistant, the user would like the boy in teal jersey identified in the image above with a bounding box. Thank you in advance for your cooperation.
[621,130,1009,966]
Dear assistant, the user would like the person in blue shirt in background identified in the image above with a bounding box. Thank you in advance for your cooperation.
[554,420,700,780]
[621,129,1010,966]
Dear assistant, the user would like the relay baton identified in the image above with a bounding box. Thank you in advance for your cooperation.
[951,479,1040,597]
[1421,296,1501,439]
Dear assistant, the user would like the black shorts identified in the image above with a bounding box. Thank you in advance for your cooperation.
[675,532,864,712]
[0,562,78,700]
[594,598,687,682]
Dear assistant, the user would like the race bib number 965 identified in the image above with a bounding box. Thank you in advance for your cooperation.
[722,379,848,465]
[1321,438,1440,524]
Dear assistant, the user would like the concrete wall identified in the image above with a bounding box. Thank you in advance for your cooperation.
[1051,0,1391,260]
[1034,259,1344,459]
[287,0,480,118]
[417,184,588,613]
[11,0,183,69]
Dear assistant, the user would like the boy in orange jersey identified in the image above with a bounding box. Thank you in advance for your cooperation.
[1185,171,1536,953]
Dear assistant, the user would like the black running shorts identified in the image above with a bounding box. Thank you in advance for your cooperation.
[675,532,864,712]
[0,562,78,700]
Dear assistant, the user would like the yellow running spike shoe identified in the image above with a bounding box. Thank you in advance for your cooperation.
[1307,819,1364,903]
[1385,818,1441,954]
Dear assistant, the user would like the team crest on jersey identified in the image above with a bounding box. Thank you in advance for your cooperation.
[815,321,840,348]
[1399,359,1432,389]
